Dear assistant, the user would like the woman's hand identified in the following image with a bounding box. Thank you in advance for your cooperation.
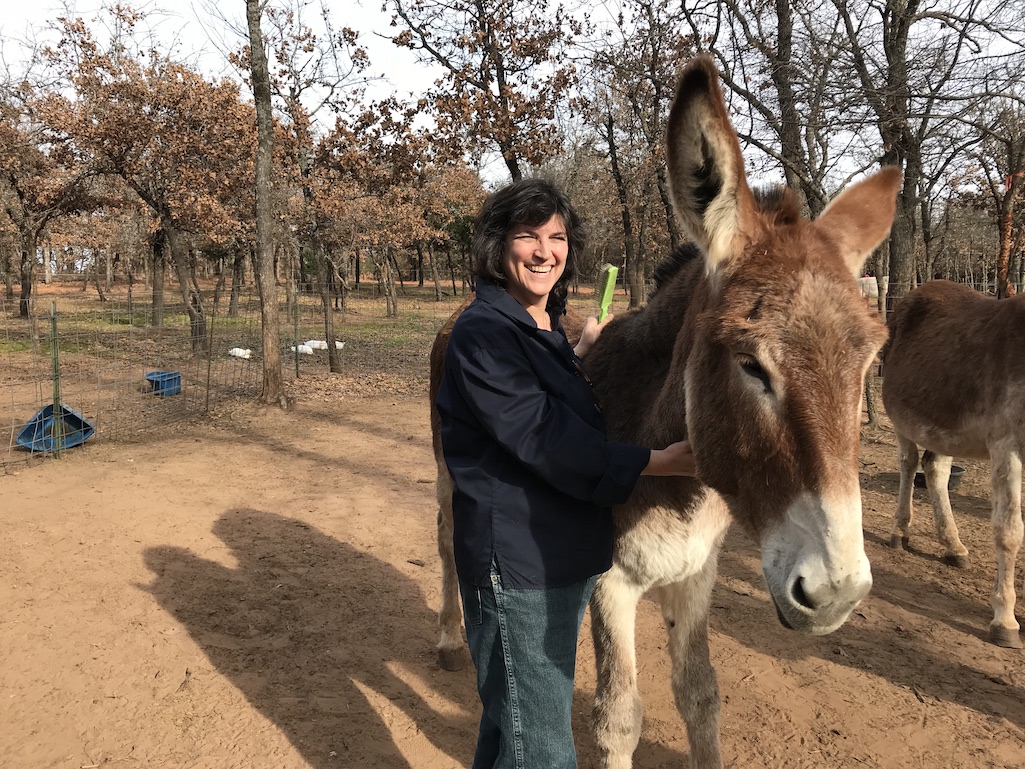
[573,314,614,359]
[641,440,697,477]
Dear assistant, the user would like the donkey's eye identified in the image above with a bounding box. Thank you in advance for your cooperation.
[737,354,772,393]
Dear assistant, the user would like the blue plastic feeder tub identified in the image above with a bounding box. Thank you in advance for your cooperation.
[16,403,95,452]
[145,370,181,396]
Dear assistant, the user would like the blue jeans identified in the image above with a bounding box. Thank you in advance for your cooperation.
[459,566,597,769]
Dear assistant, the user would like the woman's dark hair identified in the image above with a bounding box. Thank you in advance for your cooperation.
[471,177,586,308]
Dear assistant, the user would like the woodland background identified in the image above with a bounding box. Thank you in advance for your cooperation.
[3,0,1025,404]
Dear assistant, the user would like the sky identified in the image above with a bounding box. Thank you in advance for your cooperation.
[0,0,441,103]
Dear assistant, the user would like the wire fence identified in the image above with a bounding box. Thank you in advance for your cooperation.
[0,280,474,473]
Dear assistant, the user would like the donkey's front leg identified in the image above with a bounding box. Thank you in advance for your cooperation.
[435,466,466,671]
[657,559,722,769]
[592,565,646,769]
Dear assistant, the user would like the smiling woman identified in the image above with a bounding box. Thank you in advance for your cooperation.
[434,177,695,769]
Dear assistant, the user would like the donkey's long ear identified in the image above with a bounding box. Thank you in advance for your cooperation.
[814,167,902,277]
[665,56,755,273]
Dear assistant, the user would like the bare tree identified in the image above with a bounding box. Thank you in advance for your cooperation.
[831,0,1025,309]
[258,2,372,373]
[387,0,578,181]
[971,102,1025,297]
[246,0,286,406]
[572,1,696,305]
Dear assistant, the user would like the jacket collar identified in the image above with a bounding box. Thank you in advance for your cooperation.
[475,278,567,330]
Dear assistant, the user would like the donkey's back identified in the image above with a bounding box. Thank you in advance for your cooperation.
[883,279,1025,458]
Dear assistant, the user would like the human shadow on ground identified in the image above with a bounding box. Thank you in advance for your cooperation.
[141,508,687,768]
[706,532,1024,733]
[142,507,476,768]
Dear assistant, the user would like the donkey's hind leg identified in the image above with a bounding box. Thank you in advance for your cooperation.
[591,565,646,769]
[988,447,1023,648]
[435,465,466,671]
[656,559,722,769]
[890,432,920,550]
[921,450,969,568]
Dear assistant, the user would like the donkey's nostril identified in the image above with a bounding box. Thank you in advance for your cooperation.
[791,577,815,610]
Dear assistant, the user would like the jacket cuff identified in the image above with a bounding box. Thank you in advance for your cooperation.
[592,442,651,506]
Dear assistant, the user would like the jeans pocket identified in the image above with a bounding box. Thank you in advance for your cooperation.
[460,582,483,627]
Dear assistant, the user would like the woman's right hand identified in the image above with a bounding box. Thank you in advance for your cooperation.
[642,440,697,477]
[573,314,614,359]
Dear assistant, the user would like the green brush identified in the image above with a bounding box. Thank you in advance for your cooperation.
[597,264,619,322]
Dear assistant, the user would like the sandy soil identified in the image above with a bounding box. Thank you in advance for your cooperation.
[1,376,1023,769]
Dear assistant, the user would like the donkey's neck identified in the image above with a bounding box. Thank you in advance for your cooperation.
[585,254,704,447]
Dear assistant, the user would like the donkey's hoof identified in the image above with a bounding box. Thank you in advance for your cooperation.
[888,534,907,549]
[438,647,466,671]
[941,553,969,569]
[989,625,1023,649]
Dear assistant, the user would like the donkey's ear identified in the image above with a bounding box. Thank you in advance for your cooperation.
[665,55,756,273]
[814,167,902,277]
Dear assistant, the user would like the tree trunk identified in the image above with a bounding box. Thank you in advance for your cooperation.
[430,245,443,301]
[447,248,457,295]
[864,375,880,428]
[151,230,165,327]
[229,251,245,317]
[18,229,37,319]
[3,244,14,299]
[317,251,343,374]
[996,180,1018,298]
[604,109,642,307]
[378,253,393,316]
[92,252,107,302]
[390,248,405,291]
[164,223,206,354]
[886,195,918,315]
[212,256,227,311]
[247,0,286,406]
[81,247,89,292]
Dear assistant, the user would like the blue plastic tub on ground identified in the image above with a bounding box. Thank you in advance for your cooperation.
[145,370,182,396]
[16,403,96,452]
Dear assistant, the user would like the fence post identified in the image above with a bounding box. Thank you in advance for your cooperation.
[49,301,63,458]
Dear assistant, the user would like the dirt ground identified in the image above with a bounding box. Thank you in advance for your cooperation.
[1,373,1023,769]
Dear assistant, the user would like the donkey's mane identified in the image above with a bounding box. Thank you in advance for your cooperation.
[753,184,800,226]
[650,242,702,298]
[649,185,796,300]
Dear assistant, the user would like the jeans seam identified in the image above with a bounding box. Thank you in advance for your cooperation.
[490,569,525,769]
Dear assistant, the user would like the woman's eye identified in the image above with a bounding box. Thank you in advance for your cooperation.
[738,355,772,392]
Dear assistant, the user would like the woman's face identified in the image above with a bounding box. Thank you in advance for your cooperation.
[500,214,569,311]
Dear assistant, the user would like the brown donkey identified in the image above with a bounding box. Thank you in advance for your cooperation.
[431,55,901,768]
[882,279,1024,649]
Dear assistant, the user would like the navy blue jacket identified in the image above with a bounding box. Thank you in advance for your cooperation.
[436,279,651,589]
